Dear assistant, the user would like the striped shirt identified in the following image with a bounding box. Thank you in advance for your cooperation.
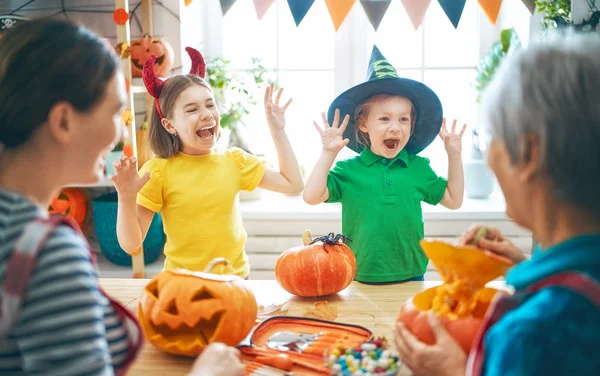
[0,189,130,375]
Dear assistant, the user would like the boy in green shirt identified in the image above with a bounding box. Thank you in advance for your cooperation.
[303,46,466,283]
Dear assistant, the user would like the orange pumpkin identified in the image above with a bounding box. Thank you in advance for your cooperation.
[397,232,513,353]
[138,258,258,357]
[275,230,357,297]
[130,34,174,77]
[48,188,87,227]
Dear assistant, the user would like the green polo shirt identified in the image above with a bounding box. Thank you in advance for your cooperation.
[326,148,447,283]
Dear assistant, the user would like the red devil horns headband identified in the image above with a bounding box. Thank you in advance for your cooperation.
[142,46,207,119]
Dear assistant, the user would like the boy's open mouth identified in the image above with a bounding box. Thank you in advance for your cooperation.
[384,138,399,150]
[196,125,216,140]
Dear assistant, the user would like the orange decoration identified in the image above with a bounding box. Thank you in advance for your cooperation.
[115,42,131,59]
[397,235,514,353]
[478,0,503,24]
[125,78,131,94]
[138,258,258,357]
[185,0,193,5]
[122,144,134,158]
[275,230,356,297]
[129,34,174,78]
[48,188,87,228]
[121,109,132,126]
[113,8,129,25]
[324,0,356,31]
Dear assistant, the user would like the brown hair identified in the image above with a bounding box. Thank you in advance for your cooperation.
[148,74,212,158]
[0,19,118,149]
[353,94,417,149]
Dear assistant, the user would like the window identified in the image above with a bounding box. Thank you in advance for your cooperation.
[204,0,528,177]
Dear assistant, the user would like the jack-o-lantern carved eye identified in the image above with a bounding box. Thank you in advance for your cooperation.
[146,279,159,299]
[191,288,214,302]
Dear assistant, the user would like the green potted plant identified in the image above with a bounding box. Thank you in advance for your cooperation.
[535,0,572,29]
[205,57,274,200]
[468,28,522,199]
[206,56,272,154]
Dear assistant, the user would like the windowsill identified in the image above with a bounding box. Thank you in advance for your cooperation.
[240,189,508,221]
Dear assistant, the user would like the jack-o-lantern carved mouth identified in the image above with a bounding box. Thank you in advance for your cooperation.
[132,54,165,70]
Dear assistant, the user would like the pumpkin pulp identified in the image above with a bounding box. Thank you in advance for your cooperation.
[418,236,513,320]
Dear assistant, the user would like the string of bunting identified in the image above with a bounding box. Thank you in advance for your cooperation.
[217,0,538,31]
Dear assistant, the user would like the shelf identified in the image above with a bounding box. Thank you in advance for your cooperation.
[66,177,114,188]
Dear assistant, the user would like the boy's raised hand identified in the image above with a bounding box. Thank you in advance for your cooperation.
[110,155,150,199]
[438,117,467,156]
[264,82,292,131]
[313,108,350,154]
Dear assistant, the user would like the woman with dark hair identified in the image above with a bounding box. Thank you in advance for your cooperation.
[0,19,242,376]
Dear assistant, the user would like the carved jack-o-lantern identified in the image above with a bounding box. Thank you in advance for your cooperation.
[48,188,87,228]
[138,258,258,357]
[130,34,174,78]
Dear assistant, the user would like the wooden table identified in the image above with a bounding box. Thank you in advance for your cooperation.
[100,279,506,376]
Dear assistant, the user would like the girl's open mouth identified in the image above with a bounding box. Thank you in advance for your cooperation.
[384,138,399,150]
[196,125,216,140]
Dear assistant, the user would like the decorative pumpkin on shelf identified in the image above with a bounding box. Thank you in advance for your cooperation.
[138,258,257,357]
[275,230,357,297]
[397,230,514,353]
[130,34,174,77]
[48,188,87,228]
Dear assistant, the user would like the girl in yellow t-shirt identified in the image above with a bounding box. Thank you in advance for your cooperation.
[111,47,304,278]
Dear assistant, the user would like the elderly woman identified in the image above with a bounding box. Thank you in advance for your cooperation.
[394,32,600,375]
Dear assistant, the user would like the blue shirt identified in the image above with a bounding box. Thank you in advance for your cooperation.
[483,234,600,375]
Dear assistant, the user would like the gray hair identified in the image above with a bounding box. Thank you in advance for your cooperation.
[481,31,600,219]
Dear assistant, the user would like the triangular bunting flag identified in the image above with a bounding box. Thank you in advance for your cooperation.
[325,0,356,31]
[401,0,432,30]
[287,0,315,26]
[360,0,392,31]
[438,0,467,28]
[521,0,535,14]
[478,0,503,24]
[253,0,275,20]
[220,0,237,15]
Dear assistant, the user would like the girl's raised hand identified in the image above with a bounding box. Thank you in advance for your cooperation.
[110,155,150,199]
[264,82,292,130]
[313,109,350,154]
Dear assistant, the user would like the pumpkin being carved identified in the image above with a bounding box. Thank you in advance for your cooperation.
[138,258,257,357]
[275,230,357,297]
[397,231,514,353]
[130,34,174,77]
[48,188,87,228]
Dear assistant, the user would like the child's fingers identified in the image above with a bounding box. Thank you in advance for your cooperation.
[274,86,284,106]
[339,114,350,133]
[332,109,340,128]
[441,117,447,131]
[321,112,330,128]
[282,97,292,111]
[313,121,324,135]
[459,123,467,137]
[342,138,350,147]
[451,119,457,133]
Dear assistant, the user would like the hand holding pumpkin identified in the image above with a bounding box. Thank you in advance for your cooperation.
[458,225,526,264]
[187,342,243,376]
[394,313,467,376]
[110,155,150,199]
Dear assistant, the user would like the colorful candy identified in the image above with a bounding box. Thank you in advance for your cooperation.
[326,337,401,376]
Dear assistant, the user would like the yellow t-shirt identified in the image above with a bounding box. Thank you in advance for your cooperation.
[136,147,267,277]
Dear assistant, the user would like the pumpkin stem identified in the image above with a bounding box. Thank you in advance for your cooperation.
[470,227,489,246]
[204,257,233,274]
[303,230,313,246]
